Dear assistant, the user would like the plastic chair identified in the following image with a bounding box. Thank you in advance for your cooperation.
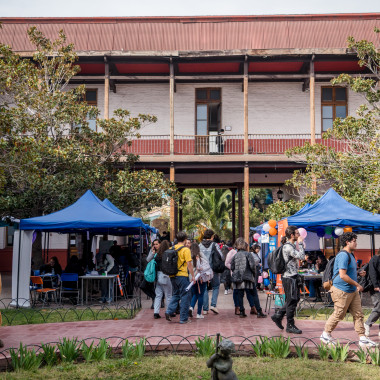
[30,276,58,305]
[59,273,80,304]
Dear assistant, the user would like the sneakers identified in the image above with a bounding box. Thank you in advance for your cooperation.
[189,307,193,318]
[286,325,302,334]
[203,310,208,315]
[257,311,267,318]
[224,290,228,295]
[180,319,192,324]
[196,314,204,319]
[154,313,161,319]
[165,313,172,322]
[271,314,284,330]
[210,306,219,314]
[320,331,335,345]
[364,323,370,337]
[359,336,378,348]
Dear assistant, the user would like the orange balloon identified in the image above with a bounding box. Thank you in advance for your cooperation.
[343,227,352,232]
[268,219,277,228]
[269,227,277,236]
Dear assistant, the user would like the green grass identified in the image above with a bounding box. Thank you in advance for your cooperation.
[1,355,380,380]
[297,308,374,321]
[0,307,138,326]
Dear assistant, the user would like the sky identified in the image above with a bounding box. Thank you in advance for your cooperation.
[0,0,379,17]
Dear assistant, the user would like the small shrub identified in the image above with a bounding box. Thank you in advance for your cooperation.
[317,343,329,361]
[57,337,80,363]
[368,347,380,366]
[327,341,350,362]
[81,341,94,362]
[294,343,308,360]
[92,339,111,362]
[122,338,146,362]
[355,348,368,364]
[195,335,220,357]
[9,343,42,371]
[252,337,269,358]
[40,343,58,367]
[267,337,290,359]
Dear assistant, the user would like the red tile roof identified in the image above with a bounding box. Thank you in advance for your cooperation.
[0,14,379,52]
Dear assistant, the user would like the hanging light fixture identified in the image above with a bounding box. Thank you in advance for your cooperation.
[277,188,284,201]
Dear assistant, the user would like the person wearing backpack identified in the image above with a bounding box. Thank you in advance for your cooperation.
[189,242,214,319]
[199,229,224,315]
[320,232,377,348]
[165,231,196,324]
[270,226,305,334]
[364,248,380,337]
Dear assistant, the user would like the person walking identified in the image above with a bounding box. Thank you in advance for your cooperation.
[189,242,213,319]
[165,231,196,324]
[230,238,257,318]
[151,240,172,319]
[364,248,380,337]
[199,229,224,315]
[320,232,377,348]
[271,226,305,334]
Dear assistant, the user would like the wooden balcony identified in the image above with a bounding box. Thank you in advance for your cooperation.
[122,134,346,156]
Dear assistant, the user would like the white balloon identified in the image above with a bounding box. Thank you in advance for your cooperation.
[263,223,270,232]
[334,227,344,236]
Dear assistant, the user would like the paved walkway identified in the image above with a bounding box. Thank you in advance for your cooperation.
[1,283,377,352]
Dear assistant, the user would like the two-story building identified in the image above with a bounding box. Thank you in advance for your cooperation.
[0,13,379,269]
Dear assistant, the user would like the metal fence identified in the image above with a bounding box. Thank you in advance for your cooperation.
[121,134,346,155]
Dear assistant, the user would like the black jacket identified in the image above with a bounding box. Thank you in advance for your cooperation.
[369,255,380,290]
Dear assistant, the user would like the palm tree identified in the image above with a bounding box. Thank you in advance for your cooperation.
[183,189,232,237]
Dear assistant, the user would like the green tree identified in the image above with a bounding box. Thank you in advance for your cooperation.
[285,30,380,213]
[0,27,177,219]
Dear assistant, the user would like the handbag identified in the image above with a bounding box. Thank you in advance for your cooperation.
[258,275,263,284]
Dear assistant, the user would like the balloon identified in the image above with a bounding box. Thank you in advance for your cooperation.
[253,233,260,241]
[269,227,277,236]
[344,227,352,232]
[325,227,333,235]
[263,223,270,232]
[298,228,307,239]
[334,227,344,236]
[263,278,270,287]
[268,219,277,228]
[316,228,325,238]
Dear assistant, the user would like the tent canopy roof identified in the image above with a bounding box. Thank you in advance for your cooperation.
[287,189,380,233]
[20,190,146,235]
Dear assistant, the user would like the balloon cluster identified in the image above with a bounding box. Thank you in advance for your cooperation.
[316,226,352,238]
[262,220,277,236]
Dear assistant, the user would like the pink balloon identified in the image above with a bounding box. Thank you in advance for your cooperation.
[298,228,308,239]
[253,233,260,241]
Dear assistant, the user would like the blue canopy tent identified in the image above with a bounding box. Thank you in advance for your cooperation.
[287,189,380,234]
[12,191,147,307]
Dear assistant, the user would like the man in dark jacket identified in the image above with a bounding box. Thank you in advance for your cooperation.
[364,248,380,337]
[199,229,224,314]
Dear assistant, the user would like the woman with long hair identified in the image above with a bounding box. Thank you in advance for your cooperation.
[153,240,172,319]
[189,242,213,319]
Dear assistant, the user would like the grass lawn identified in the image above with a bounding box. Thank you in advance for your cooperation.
[0,307,138,326]
[1,355,380,380]
[297,307,375,322]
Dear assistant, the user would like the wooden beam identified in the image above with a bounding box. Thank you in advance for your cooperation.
[170,59,175,155]
[244,57,249,155]
[238,184,243,238]
[104,57,109,119]
[244,163,250,242]
[170,163,175,242]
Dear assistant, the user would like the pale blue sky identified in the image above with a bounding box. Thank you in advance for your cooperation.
[0,0,379,17]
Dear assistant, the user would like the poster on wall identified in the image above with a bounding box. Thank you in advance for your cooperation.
[261,233,269,244]
[269,236,277,252]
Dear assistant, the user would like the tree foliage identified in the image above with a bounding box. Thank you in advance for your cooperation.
[0,27,177,218]
[285,29,380,213]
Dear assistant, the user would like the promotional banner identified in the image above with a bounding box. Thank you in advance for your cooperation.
[277,219,288,245]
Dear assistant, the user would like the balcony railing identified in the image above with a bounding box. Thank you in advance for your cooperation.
[122,134,346,155]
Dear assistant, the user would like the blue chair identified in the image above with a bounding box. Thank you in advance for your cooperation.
[59,273,80,304]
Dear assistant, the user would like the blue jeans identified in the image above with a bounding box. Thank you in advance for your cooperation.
[191,282,207,315]
[203,273,220,311]
[246,286,263,313]
[166,276,190,323]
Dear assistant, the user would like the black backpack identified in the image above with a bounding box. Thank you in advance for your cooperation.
[267,243,289,275]
[322,251,351,290]
[161,246,185,276]
[357,263,373,293]
[210,243,226,274]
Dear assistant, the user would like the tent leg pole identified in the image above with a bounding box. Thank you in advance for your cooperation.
[16,230,22,309]
[371,230,375,257]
